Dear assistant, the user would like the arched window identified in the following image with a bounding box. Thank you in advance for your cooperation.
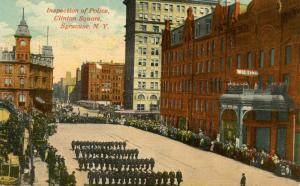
[150,95,158,100]
[137,94,145,100]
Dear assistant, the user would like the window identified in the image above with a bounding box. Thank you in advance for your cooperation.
[181,6,185,13]
[142,82,146,89]
[150,82,154,89]
[247,52,252,69]
[19,94,26,102]
[283,74,289,87]
[4,78,12,87]
[155,82,159,89]
[227,56,232,70]
[5,64,12,74]
[237,54,241,69]
[153,25,159,32]
[297,109,300,125]
[195,99,199,112]
[141,25,147,31]
[151,48,159,55]
[137,104,145,111]
[138,58,146,66]
[220,58,224,72]
[138,47,147,55]
[20,65,25,74]
[259,50,264,68]
[20,78,25,88]
[151,59,159,66]
[154,36,160,44]
[270,48,275,66]
[258,76,263,89]
[177,5,180,12]
[157,3,161,11]
[268,75,273,85]
[220,38,224,52]
[285,46,292,64]
[154,71,159,78]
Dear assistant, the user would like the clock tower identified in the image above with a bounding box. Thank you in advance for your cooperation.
[14,8,31,63]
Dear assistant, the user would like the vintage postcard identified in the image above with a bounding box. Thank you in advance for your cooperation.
[0,0,299,185]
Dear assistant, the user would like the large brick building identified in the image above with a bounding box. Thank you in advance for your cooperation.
[161,0,300,163]
[81,61,124,105]
[0,9,53,112]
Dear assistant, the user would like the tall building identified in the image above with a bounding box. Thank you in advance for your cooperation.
[0,9,53,112]
[161,0,300,163]
[123,0,218,113]
[81,61,124,105]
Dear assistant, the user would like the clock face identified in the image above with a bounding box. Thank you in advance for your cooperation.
[20,40,27,47]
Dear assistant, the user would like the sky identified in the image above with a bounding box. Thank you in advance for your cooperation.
[0,0,126,82]
[0,0,252,82]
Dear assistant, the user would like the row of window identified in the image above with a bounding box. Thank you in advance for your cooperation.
[4,78,25,88]
[138,81,159,90]
[138,13,187,23]
[161,78,223,95]
[1,93,26,103]
[138,2,210,15]
[4,65,25,75]
[138,59,159,67]
[163,46,293,74]
[137,35,160,45]
[138,70,159,78]
[138,47,160,56]
[140,24,160,33]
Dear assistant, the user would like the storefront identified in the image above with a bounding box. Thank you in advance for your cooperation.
[219,84,293,159]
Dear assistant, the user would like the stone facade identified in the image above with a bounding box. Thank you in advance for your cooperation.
[161,0,300,162]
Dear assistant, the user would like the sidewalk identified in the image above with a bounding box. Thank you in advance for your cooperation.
[33,157,48,186]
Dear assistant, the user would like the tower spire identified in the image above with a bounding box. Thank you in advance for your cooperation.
[22,8,24,20]
[47,26,49,46]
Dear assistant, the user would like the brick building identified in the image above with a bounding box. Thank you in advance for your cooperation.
[0,9,53,112]
[81,61,124,105]
[161,0,300,163]
[123,0,218,113]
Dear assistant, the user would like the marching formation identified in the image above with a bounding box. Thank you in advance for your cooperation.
[71,140,183,185]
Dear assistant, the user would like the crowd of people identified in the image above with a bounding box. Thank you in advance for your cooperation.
[125,119,300,181]
[71,140,183,185]
[46,145,76,185]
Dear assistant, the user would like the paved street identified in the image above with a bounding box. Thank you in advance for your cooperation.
[49,124,298,186]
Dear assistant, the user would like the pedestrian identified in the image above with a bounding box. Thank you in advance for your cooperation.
[240,173,246,186]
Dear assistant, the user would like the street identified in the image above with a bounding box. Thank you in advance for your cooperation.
[49,124,298,186]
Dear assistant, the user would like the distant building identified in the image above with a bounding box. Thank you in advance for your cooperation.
[123,0,218,114]
[69,68,82,102]
[54,72,76,102]
[0,9,53,112]
[81,61,124,106]
[161,0,300,163]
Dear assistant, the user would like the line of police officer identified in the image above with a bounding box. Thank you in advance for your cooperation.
[78,157,155,171]
[71,141,183,185]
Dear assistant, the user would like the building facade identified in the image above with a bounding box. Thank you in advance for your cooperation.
[81,61,124,105]
[0,10,53,112]
[161,0,300,163]
[123,0,218,113]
